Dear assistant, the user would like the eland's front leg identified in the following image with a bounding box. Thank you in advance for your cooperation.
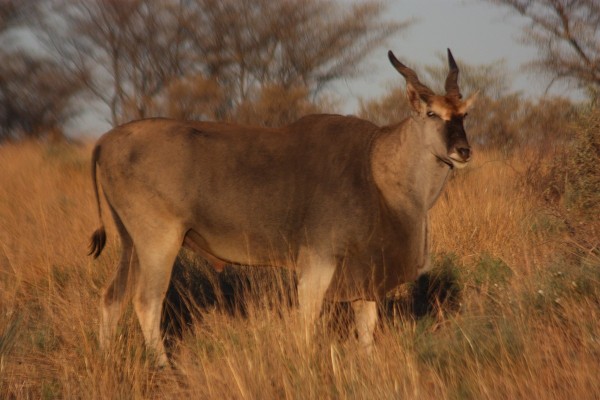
[296,247,336,345]
[351,299,378,354]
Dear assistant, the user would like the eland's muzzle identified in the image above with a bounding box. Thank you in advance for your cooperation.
[456,146,471,162]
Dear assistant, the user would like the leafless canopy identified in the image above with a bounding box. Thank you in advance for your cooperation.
[0,0,81,141]
[37,0,409,126]
[490,0,600,93]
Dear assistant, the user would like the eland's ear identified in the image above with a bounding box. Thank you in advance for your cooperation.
[406,82,427,114]
[460,90,479,114]
[389,49,434,112]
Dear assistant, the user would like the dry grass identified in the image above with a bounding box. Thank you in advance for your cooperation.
[0,138,598,399]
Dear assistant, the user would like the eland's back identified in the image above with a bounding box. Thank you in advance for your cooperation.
[94,115,380,264]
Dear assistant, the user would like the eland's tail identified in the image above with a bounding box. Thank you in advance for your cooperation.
[88,144,106,258]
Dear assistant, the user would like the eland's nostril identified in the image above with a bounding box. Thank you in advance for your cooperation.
[457,147,471,159]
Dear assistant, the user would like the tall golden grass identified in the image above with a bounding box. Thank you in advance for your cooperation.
[0,138,598,399]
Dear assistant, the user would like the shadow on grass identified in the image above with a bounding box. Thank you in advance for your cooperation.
[161,251,463,347]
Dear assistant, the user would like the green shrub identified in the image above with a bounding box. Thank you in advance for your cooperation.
[531,107,600,220]
[472,253,513,286]
[414,315,524,381]
[563,108,600,215]
[530,256,600,314]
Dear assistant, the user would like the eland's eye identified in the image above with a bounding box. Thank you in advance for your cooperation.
[426,111,437,118]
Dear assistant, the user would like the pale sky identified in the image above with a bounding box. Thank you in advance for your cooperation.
[336,0,580,113]
[71,0,579,136]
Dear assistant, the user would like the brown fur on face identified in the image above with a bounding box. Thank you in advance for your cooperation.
[429,97,457,120]
[417,92,478,121]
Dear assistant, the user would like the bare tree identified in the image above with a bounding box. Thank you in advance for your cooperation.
[163,75,224,122]
[37,0,191,126]
[0,1,22,28]
[489,0,600,95]
[0,52,83,141]
[235,83,330,127]
[37,0,408,127]
[358,87,412,127]
[183,0,408,119]
[0,1,82,142]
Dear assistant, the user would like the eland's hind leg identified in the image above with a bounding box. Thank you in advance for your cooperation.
[131,225,184,367]
[296,247,336,344]
[100,210,137,349]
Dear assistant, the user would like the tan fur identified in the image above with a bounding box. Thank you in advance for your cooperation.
[352,300,378,354]
[89,50,474,365]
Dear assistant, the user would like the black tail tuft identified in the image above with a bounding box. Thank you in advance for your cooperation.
[88,227,107,258]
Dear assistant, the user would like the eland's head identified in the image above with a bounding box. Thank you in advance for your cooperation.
[388,49,476,169]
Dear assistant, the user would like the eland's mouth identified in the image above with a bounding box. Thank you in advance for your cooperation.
[435,155,455,169]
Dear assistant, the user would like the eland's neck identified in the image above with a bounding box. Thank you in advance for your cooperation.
[370,117,452,215]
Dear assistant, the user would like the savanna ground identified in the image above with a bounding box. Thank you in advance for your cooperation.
[0,110,599,399]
